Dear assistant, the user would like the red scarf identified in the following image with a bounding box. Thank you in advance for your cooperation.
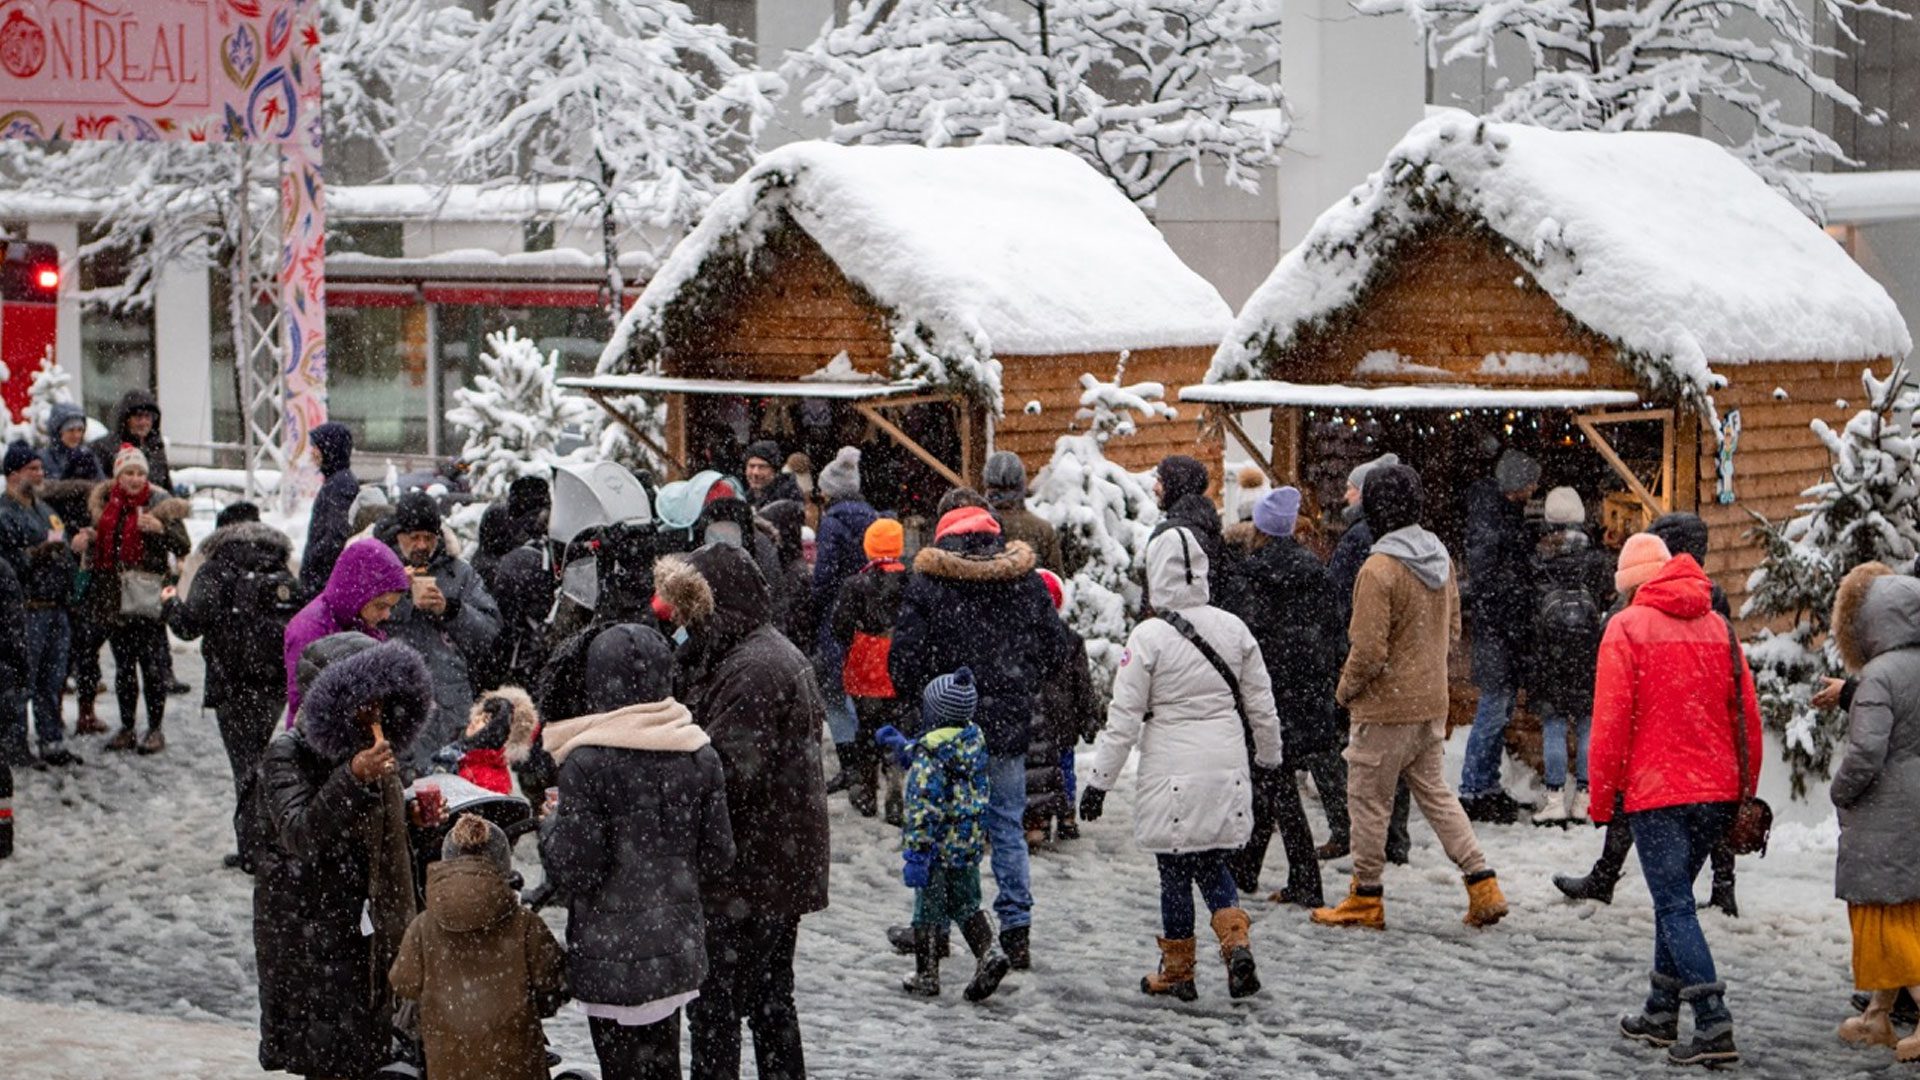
[94,482,152,570]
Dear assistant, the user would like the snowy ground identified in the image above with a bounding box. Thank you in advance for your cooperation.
[2,644,1913,1079]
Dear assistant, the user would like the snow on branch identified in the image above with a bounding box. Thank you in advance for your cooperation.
[446,328,600,501]
[787,0,1288,206]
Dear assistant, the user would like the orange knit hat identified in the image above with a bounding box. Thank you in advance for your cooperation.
[864,518,904,561]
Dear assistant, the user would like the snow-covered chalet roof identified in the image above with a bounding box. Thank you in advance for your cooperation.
[1211,112,1913,399]
[599,141,1233,410]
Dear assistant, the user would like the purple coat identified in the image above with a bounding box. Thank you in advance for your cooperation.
[282,539,410,722]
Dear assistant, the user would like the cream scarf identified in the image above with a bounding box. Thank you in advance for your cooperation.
[542,699,708,764]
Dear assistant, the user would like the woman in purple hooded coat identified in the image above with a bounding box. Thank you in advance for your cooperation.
[283,539,410,723]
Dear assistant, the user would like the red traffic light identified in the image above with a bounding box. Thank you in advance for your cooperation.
[33,266,56,291]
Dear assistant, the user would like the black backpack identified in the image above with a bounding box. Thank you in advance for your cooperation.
[231,567,306,626]
[1534,582,1602,684]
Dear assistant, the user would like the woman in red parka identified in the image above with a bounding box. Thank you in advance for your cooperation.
[1589,550,1762,1070]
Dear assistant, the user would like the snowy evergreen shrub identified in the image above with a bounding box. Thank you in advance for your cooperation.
[1359,0,1901,205]
[0,351,71,446]
[1031,353,1174,698]
[789,0,1287,207]
[446,328,599,501]
[1744,366,1920,796]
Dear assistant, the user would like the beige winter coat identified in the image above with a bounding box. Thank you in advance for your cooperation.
[1337,529,1461,725]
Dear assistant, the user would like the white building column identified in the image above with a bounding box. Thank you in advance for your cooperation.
[1278,0,1428,250]
[152,266,214,466]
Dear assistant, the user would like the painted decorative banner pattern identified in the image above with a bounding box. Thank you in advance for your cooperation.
[0,0,327,498]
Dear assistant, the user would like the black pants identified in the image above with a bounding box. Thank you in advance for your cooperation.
[69,611,106,698]
[689,912,805,1080]
[590,1011,681,1080]
[108,618,169,732]
[1305,745,1411,857]
[1229,768,1323,900]
[1590,816,1737,891]
[219,689,283,866]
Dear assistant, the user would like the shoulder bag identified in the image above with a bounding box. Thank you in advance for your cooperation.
[1720,615,1773,856]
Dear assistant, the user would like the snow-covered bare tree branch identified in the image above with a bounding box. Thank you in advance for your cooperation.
[787,0,1287,206]
[420,0,783,326]
[1361,0,1908,203]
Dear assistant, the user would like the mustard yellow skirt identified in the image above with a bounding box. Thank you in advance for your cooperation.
[1850,902,1920,991]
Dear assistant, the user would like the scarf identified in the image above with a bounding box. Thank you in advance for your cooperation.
[541,699,708,765]
[94,482,151,570]
[362,773,417,1007]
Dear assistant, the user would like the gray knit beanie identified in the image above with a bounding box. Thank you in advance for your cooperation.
[982,451,1028,506]
[818,447,862,501]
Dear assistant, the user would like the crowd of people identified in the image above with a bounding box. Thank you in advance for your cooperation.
[5,406,1920,1076]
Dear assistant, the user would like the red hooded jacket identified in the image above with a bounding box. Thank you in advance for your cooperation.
[1587,555,1762,824]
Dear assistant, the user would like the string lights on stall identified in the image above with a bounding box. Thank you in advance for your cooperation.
[1301,407,1578,444]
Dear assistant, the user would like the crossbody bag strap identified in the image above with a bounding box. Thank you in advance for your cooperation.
[1722,613,1751,801]
[1156,610,1255,759]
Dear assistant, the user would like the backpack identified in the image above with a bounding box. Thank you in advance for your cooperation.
[231,567,306,626]
[1533,583,1601,690]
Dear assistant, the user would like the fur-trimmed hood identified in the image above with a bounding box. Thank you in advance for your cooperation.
[87,480,189,524]
[654,554,717,626]
[298,640,434,763]
[913,538,1036,583]
[470,686,539,765]
[1833,562,1920,673]
[200,520,293,562]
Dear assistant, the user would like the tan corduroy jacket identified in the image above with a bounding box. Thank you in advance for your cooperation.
[1337,549,1461,724]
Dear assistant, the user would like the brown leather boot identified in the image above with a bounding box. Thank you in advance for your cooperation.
[1141,937,1197,1001]
[1209,908,1260,998]
[1311,878,1386,930]
[1464,870,1509,927]
[74,699,108,736]
[106,726,138,752]
[1839,997,1898,1048]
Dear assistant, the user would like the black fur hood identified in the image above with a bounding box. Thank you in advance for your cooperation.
[298,640,434,763]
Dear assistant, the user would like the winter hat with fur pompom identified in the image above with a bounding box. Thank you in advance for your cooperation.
[818,446,862,501]
[442,814,512,876]
[112,443,150,478]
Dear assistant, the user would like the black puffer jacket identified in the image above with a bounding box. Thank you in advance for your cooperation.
[167,521,302,710]
[889,532,1073,756]
[0,557,26,687]
[88,388,169,492]
[661,545,830,920]
[254,641,431,1079]
[759,499,814,646]
[1234,535,1345,759]
[489,540,558,691]
[539,627,735,1006]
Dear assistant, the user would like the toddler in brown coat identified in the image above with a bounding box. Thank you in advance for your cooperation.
[391,814,567,1080]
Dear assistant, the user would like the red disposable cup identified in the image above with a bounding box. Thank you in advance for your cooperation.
[416,782,446,827]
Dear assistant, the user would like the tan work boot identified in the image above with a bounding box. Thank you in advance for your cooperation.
[1141,936,1197,1001]
[1311,879,1385,930]
[1209,908,1260,998]
[1839,1002,1897,1048]
[1464,870,1509,927]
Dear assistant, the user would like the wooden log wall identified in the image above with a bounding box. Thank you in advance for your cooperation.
[996,345,1223,486]
[1695,359,1890,621]
[1271,222,1641,390]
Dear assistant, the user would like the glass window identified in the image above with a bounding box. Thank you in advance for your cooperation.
[329,303,431,454]
[78,229,155,424]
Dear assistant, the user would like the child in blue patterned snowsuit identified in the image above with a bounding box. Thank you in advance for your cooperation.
[876,666,1012,1001]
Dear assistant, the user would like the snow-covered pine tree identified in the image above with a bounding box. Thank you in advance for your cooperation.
[1031,353,1175,697]
[420,0,782,327]
[446,328,601,501]
[1744,365,1920,796]
[1358,0,1903,204]
[788,0,1286,206]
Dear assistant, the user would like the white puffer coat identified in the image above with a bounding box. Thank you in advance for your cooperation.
[1086,527,1283,854]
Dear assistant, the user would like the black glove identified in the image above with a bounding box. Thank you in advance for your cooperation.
[1079,786,1106,822]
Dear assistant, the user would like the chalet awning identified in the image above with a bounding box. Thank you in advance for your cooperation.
[1179,381,1642,411]
[559,373,930,401]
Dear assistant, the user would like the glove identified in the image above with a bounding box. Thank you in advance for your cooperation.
[874,725,913,768]
[1251,762,1285,788]
[902,848,932,889]
[1079,786,1107,823]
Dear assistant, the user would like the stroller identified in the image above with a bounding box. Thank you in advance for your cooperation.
[372,776,597,1080]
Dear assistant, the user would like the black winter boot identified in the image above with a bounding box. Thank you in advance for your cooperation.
[1700,876,1738,918]
[959,912,1012,1002]
[1553,870,1616,904]
[901,926,941,997]
[1000,924,1030,971]
[845,742,878,818]
[888,923,950,957]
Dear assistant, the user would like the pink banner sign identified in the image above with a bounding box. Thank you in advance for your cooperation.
[0,0,326,499]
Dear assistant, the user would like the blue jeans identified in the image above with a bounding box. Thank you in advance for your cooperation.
[1629,803,1738,1032]
[1060,748,1077,806]
[1460,685,1516,796]
[1156,851,1238,940]
[1540,706,1590,790]
[24,609,70,751]
[985,753,1033,929]
[823,690,857,747]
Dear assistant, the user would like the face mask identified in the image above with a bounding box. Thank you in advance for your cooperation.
[672,626,690,647]
[561,555,599,610]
